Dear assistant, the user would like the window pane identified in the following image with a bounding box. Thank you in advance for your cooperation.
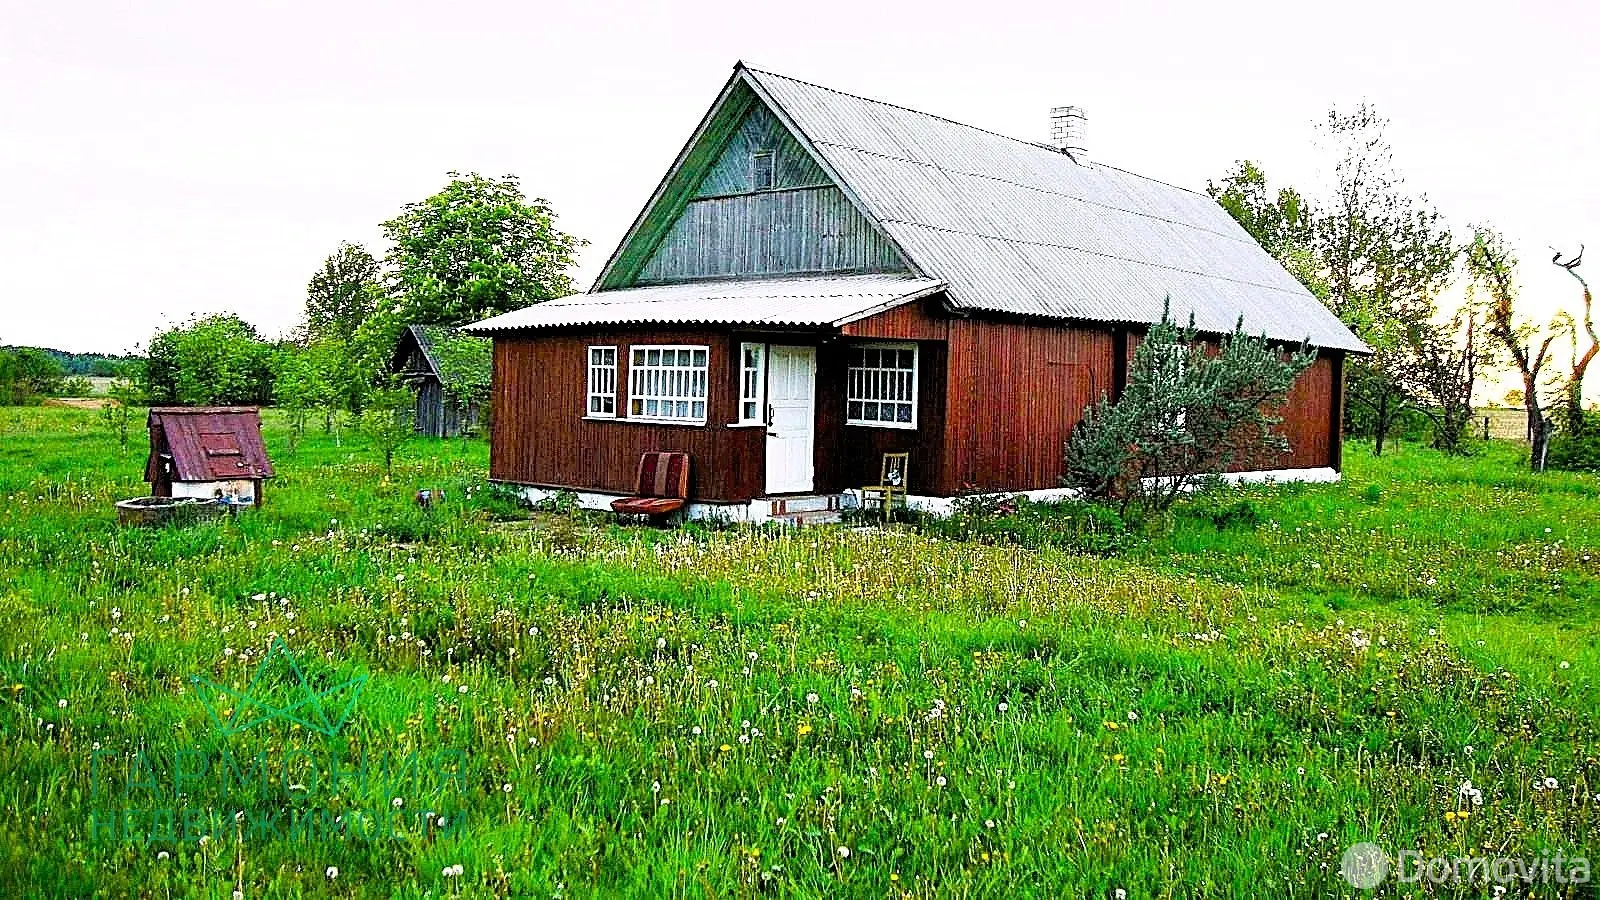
[846,344,917,426]
[625,345,709,421]
[751,152,774,190]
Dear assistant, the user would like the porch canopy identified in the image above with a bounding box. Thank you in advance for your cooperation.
[462,273,946,334]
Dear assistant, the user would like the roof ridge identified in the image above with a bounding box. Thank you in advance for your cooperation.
[740,64,1218,203]
[741,64,1079,161]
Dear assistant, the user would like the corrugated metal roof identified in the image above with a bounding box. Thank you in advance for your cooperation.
[741,67,1368,352]
[463,274,946,333]
[146,407,274,483]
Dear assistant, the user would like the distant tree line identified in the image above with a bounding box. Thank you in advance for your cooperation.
[140,172,584,456]
[0,346,143,406]
[0,347,67,405]
[0,347,141,378]
[1208,105,1593,473]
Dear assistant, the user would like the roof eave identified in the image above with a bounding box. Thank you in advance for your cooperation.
[829,282,947,327]
[590,66,753,291]
[738,67,929,281]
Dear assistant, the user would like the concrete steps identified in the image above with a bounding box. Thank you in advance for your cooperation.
[766,493,846,526]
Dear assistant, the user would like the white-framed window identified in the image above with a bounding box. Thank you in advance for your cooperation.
[847,342,917,428]
[586,346,617,417]
[628,345,709,423]
[750,150,775,191]
[738,342,766,424]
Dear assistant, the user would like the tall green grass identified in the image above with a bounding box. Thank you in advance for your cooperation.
[0,408,1594,897]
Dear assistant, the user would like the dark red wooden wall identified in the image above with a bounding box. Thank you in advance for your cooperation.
[489,302,1346,501]
[492,329,764,501]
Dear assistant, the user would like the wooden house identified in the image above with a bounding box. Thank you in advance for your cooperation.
[391,325,491,438]
[145,407,274,505]
[466,64,1366,522]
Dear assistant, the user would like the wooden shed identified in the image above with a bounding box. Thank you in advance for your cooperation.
[465,63,1366,523]
[145,407,274,505]
[391,325,491,438]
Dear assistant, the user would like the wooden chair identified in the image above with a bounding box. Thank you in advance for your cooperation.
[611,452,691,523]
[860,452,910,520]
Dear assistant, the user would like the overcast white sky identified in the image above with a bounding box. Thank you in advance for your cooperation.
[2,0,1595,371]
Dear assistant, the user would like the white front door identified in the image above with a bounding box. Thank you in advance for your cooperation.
[765,345,816,494]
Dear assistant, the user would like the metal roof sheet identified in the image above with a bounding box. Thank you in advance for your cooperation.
[146,407,274,483]
[463,274,946,333]
[742,67,1367,352]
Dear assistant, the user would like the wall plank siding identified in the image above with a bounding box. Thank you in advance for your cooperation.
[491,330,763,501]
[940,318,1115,495]
[489,311,1346,501]
[638,186,903,282]
[692,102,828,197]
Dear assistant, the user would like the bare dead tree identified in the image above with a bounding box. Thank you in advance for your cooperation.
[1470,230,1558,471]
[1551,245,1595,433]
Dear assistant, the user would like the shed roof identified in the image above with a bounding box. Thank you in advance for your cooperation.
[148,407,274,482]
[393,325,492,388]
[464,273,945,332]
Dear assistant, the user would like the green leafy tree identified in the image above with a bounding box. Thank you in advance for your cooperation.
[1213,107,1468,456]
[429,330,492,434]
[1313,105,1462,456]
[0,347,67,405]
[1064,304,1314,515]
[143,314,277,406]
[305,242,383,345]
[273,349,325,451]
[1207,160,1324,296]
[345,310,406,411]
[358,383,414,471]
[99,379,141,451]
[382,172,585,326]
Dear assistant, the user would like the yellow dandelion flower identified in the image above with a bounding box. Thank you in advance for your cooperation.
[720,744,732,753]
[798,723,813,736]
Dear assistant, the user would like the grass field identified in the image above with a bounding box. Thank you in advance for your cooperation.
[0,407,1595,897]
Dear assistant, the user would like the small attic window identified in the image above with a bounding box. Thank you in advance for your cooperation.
[750,151,775,191]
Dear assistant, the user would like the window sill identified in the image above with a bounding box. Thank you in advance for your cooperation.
[846,421,918,430]
[726,422,768,429]
[595,416,708,427]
